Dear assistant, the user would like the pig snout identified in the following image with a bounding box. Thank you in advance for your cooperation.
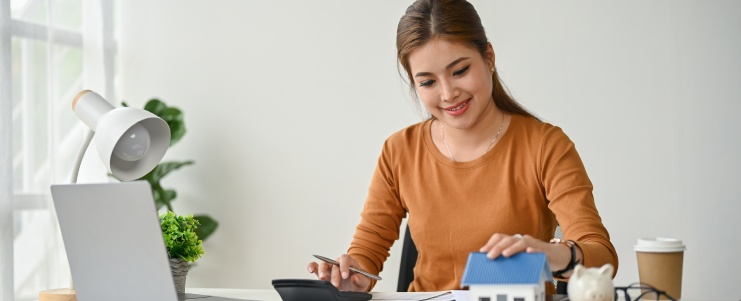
[585,289,610,301]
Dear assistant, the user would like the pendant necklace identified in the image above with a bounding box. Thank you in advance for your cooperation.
[441,113,504,162]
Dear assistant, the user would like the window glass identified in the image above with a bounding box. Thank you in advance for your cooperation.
[51,43,83,183]
[11,41,83,193]
[6,1,115,299]
[53,0,82,31]
[11,0,48,25]
[497,294,507,301]
[11,37,50,192]
[13,210,68,300]
[12,0,82,30]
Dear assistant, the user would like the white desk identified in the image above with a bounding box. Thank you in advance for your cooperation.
[186,289,727,301]
[187,288,281,301]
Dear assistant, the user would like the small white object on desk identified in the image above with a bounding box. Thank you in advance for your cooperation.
[567,264,615,301]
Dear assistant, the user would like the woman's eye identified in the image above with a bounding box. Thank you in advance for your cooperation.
[419,80,435,87]
[453,65,470,76]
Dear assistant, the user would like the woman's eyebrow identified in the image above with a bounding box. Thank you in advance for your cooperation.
[414,57,470,78]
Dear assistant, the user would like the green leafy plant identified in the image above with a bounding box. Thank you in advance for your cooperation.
[122,99,218,242]
[160,211,204,262]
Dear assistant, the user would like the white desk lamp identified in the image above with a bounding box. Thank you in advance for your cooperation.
[39,90,171,301]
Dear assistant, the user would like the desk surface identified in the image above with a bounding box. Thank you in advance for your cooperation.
[187,288,567,301]
[187,288,729,301]
[188,288,281,301]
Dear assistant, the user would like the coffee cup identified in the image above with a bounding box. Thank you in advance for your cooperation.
[634,238,685,300]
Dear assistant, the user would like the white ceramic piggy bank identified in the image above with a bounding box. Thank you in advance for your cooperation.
[567,264,615,301]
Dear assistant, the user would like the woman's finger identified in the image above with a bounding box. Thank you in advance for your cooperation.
[330,264,342,287]
[500,235,529,257]
[307,262,319,275]
[486,234,525,259]
[317,261,332,280]
[480,233,505,252]
[338,254,353,279]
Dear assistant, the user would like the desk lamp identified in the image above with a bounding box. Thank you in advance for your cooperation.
[39,90,171,301]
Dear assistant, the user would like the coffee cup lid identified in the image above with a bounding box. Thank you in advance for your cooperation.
[634,237,686,253]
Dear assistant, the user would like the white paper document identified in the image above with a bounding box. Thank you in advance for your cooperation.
[371,290,470,301]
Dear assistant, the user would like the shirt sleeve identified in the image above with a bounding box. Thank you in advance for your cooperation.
[347,139,407,291]
[539,126,619,277]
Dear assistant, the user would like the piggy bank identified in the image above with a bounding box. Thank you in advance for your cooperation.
[567,264,615,301]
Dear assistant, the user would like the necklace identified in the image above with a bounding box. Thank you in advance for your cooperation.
[441,113,505,162]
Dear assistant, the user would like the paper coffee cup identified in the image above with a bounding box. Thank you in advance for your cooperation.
[634,238,685,300]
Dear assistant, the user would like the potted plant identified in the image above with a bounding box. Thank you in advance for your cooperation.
[160,211,204,294]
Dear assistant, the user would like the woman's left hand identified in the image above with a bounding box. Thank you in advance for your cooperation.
[479,233,576,274]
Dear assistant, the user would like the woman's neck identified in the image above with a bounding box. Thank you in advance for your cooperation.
[434,104,509,162]
[441,105,503,147]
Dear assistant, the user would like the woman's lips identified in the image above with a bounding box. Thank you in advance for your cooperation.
[443,99,471,116]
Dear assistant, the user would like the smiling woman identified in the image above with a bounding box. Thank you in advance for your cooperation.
[307,0,617,293]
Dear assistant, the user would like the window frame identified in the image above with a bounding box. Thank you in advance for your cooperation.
[0,0,116,299]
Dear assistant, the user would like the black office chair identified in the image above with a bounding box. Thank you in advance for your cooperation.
[397,225,418,292]
[397,225,568,294]
[553,225,568,294]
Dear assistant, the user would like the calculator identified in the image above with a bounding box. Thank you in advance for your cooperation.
[272,279,372,301]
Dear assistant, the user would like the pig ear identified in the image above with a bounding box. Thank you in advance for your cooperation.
[599,264,614,276]
[572,264,584,278]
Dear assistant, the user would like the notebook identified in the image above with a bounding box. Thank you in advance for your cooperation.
[51,181,252,301]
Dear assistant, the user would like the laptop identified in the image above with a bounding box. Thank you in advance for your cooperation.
[51,181,253,301]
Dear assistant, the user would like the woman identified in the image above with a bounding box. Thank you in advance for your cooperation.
[307,0,618,292]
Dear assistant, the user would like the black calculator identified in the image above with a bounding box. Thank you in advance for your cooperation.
[272,279,372,301]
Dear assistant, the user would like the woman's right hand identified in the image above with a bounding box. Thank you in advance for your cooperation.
[306,254,371,292]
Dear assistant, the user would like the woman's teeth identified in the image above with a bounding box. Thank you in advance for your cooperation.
[450,101,468,111]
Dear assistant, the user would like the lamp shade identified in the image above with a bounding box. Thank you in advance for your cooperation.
[72,90,171,181]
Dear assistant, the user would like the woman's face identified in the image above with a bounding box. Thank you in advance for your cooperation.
[408,39,495,130]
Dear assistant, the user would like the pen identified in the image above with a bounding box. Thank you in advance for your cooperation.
[313,255,383,281]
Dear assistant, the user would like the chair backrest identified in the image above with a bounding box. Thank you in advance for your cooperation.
[398,224,568,294]
[554,225,568,294]
[397,225,418,292]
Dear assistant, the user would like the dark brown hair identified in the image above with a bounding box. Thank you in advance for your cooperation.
[397,0,537,120]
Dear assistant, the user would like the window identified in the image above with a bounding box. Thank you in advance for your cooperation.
[497,294,507,301]
[514,297,525,301]
[0,0,116,300]
[480,298,491,301]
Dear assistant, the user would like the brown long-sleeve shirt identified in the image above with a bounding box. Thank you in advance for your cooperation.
[347,114,618,292]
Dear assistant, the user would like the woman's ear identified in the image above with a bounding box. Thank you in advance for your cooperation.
[599,264,614,277]
[486,42,495,69]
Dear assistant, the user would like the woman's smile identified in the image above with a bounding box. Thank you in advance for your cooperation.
[442,98,471,116]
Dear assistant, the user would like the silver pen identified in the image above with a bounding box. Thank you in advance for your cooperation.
[313,254,383,281]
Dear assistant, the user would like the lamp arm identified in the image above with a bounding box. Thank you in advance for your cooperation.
[70,129,95,184]
[63,129,95,291]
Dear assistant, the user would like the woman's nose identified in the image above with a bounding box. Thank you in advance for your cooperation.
[439,80,459,102]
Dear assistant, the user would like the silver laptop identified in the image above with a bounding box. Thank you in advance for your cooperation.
[51,181,251,301]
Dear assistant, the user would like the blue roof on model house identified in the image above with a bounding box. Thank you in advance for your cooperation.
[461,252,553,287]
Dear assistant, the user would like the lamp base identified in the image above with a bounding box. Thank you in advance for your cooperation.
[39,288,77,301]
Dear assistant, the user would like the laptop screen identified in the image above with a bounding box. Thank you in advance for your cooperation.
[51,181,178,301]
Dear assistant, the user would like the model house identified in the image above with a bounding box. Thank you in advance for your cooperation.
[461,252,553,301]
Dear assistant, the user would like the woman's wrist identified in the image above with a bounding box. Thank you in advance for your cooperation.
[549,239,582,278]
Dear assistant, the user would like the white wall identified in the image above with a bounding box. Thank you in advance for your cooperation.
[118,1,741,298]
